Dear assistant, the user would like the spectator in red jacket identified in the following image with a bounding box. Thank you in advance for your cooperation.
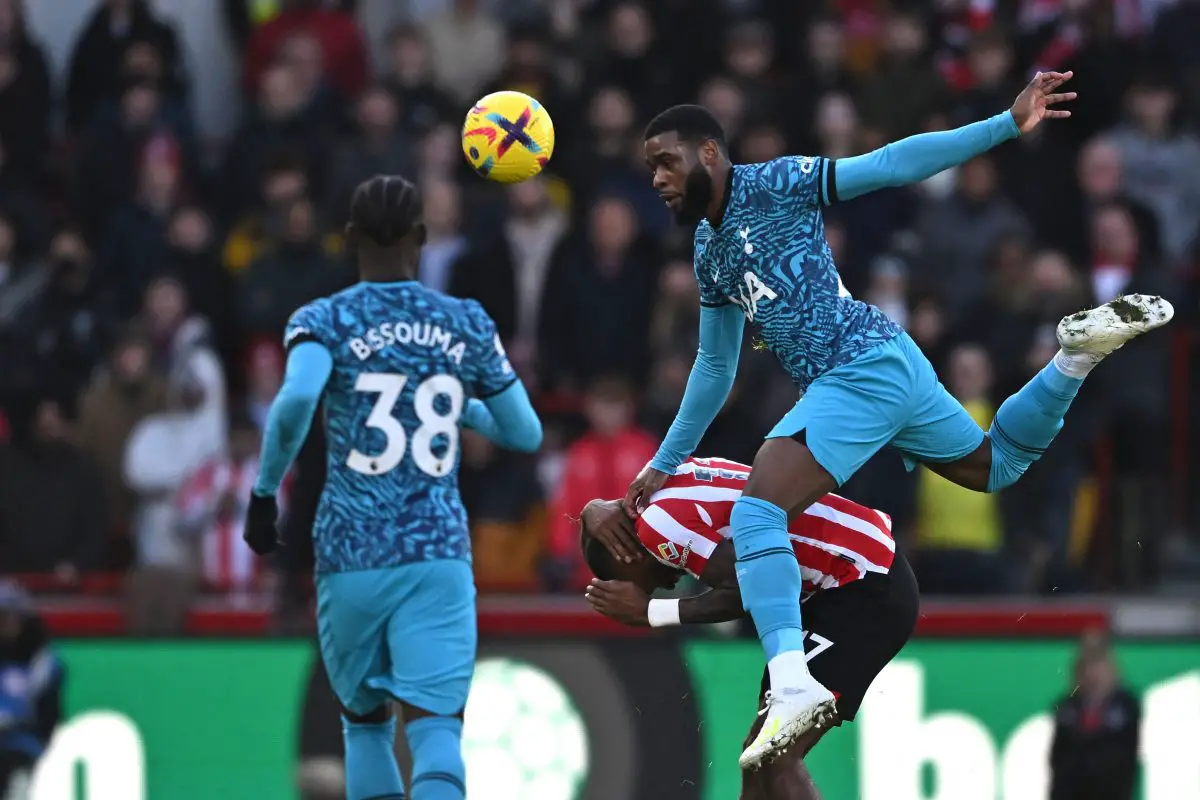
[242,0,369,101]
[544,376,657,591]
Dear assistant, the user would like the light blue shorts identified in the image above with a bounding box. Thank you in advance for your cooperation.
[768,332,985,486]
[316,560,477,717]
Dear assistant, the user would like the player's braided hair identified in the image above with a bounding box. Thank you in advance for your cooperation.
[644,104,727,148]
[349,175,422,247]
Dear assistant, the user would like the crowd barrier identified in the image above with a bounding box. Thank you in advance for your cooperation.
[25,602,1200,800]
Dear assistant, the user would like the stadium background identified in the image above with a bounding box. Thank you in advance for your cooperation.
[0,0,1198,798]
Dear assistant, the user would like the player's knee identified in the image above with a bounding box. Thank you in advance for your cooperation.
[730,497,789,557]
[406,715,466,798]
[983,431,1033,492]
[342,704,391,725]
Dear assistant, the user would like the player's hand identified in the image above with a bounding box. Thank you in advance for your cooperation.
[243,492,282,555]
[623,464,670,517]
[1010,70,1076,134]
[585,579,650,627]
[581,499,642,564]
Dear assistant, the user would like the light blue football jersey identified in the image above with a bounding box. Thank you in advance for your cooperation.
[694,157,901,392]
[284,281,516,573]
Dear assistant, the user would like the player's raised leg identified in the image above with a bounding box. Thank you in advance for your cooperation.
[921,295,1174,491]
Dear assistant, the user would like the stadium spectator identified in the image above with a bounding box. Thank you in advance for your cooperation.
[121,313,226,633]
[237,195,348,339]
[176,413,271,595]
[1107,71,1200,262]
[414,179,465,295]
[0,0,50,186]
[538,195,656,391]
[0,399,106,577]
[915,153,1031,317]
[0,581,63,798]
[1049,631,1140,800]
[142,276,227,449]
[856,8,946,140]
[166,205,235,363]
[379,23,455,138]
[1054,137,1160,268]
[75,327,166,541]
[450,174,566,361]
[98,133,188,313]
[75,75,194,237]
[587,1,677,120]
[544,376,657,591]
[461,429,544,591]
[913,344,1017,595]
[65,0,187,133]
[326,85,416,225]
[566,85,668,235]
[1087,203,1176,586]
[23,228,119,409]
[244,339,283,431]
[223,153,318,273]
[222,62,330,222]
[242,0,369,100]
[424,0,505,104]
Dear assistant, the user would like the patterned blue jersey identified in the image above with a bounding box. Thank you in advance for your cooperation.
[694,157,901,391]
[285,281,516,573]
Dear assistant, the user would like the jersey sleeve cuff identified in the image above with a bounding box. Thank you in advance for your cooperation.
[475,375,520,400]
[822,158,839,206]
[284,331,323,352]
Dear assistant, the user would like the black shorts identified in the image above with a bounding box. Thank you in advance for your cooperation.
[757,551,919,721]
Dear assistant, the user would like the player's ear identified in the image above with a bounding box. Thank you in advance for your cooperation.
[699,139,720,167]
[412,222,427,247]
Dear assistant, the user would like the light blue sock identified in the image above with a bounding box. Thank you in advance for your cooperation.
[987,359,1084,492]
[342,715,405,800]
[731,496,806,659]
[406,716,466,800]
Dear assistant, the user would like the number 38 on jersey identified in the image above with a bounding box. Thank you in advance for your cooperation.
[347,372,463,478]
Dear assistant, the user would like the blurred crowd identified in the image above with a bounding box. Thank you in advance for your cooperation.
[0,0,1197,613]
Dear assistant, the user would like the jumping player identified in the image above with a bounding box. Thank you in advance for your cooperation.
[619,71,1175,768]
[583,457,917,800]
[243,175,542,800]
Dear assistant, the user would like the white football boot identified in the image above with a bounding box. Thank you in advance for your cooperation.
[738,676,838,771]
[1056,294,1174,363]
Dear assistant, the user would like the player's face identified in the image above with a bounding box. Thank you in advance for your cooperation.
[645,132,715,226]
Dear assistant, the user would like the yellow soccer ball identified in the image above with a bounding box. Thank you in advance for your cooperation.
[461,90,555,183]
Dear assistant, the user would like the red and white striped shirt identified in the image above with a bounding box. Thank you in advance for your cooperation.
[177,457,291,592]
[636,457,895,596]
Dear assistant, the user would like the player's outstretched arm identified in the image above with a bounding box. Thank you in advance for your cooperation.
[830,71,1075,202]
[461,380,543,453]
[650,304,744,472]
[253,341,333,497]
